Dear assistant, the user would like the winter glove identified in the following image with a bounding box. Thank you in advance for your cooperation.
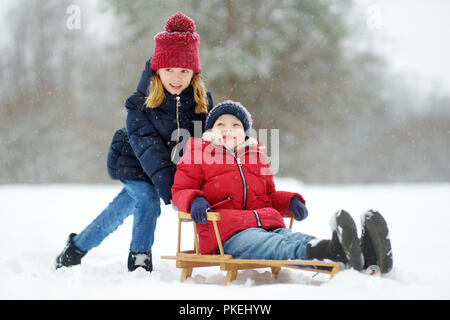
[151,167,175,205]
[289,197,308,221]
[190,196,211,224]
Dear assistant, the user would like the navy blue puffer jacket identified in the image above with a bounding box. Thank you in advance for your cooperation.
[107,128,152,184]
[108,59,213,205]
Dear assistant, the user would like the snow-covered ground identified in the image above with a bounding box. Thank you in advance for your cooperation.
[1,179,449,300]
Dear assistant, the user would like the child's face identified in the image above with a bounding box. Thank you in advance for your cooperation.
[212,114,246,151]
[158,68,194,95]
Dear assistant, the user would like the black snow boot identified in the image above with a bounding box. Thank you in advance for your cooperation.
[306,210,364,271]
[128,251,152,272]
[55,233,87,270]
[361,210,393,274]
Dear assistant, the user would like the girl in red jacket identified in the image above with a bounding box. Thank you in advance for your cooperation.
[171,101,393,273]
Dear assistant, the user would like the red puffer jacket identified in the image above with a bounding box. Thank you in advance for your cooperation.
[171,134,306,254]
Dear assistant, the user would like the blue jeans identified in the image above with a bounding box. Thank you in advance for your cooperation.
[222,228,316,260]
[73,180,161,253]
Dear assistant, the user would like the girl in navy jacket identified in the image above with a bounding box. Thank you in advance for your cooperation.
[55,13,213,273]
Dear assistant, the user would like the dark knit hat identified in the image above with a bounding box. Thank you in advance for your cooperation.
[205,100,253,133]
[151,12,200,72]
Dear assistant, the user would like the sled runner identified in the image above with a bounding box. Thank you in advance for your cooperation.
[161,211,341,285]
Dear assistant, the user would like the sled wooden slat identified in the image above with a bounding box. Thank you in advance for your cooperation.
[161,211,340,285]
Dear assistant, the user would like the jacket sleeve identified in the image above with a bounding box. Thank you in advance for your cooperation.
[261,156,306,215]
[171,138,205,213]
[106,128,151,183]
[125,59,175,205]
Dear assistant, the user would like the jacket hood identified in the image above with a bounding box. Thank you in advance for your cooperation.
[136,58,152,95]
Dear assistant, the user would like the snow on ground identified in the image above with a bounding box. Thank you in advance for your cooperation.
[1,179,449,300]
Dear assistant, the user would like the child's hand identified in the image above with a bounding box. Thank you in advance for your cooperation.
[190,196,211,224]
[289,197,308,221]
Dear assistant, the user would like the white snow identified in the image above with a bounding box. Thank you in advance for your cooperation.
[1,179,450,300]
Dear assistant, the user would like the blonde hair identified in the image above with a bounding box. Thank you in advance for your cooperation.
[145,72,208,114]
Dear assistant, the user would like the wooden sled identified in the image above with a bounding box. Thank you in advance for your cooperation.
[161,211,340,285]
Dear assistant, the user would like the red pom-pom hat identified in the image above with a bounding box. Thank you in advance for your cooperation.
[151,12,200,73]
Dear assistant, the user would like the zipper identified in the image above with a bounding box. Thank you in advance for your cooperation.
[171,96,181,162]
[210,196,232,209]
[252,210,262,228]
[234,146,266,210]
[235,156,247,210]
[211,144,261,211]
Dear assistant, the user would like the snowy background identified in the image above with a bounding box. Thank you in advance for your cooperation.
[1,0,449,184]
[1,0,449,301]
[1,179,449,299]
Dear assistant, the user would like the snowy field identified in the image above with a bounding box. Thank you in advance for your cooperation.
[1,179,449,300]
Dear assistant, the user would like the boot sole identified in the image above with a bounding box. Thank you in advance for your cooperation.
[331,210,364,271]
[361,210,393,274]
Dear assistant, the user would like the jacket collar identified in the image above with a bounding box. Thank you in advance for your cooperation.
[202,130,265,157]
[161,85,195,111]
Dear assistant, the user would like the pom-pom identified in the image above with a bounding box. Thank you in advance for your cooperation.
[165,12,195,33]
